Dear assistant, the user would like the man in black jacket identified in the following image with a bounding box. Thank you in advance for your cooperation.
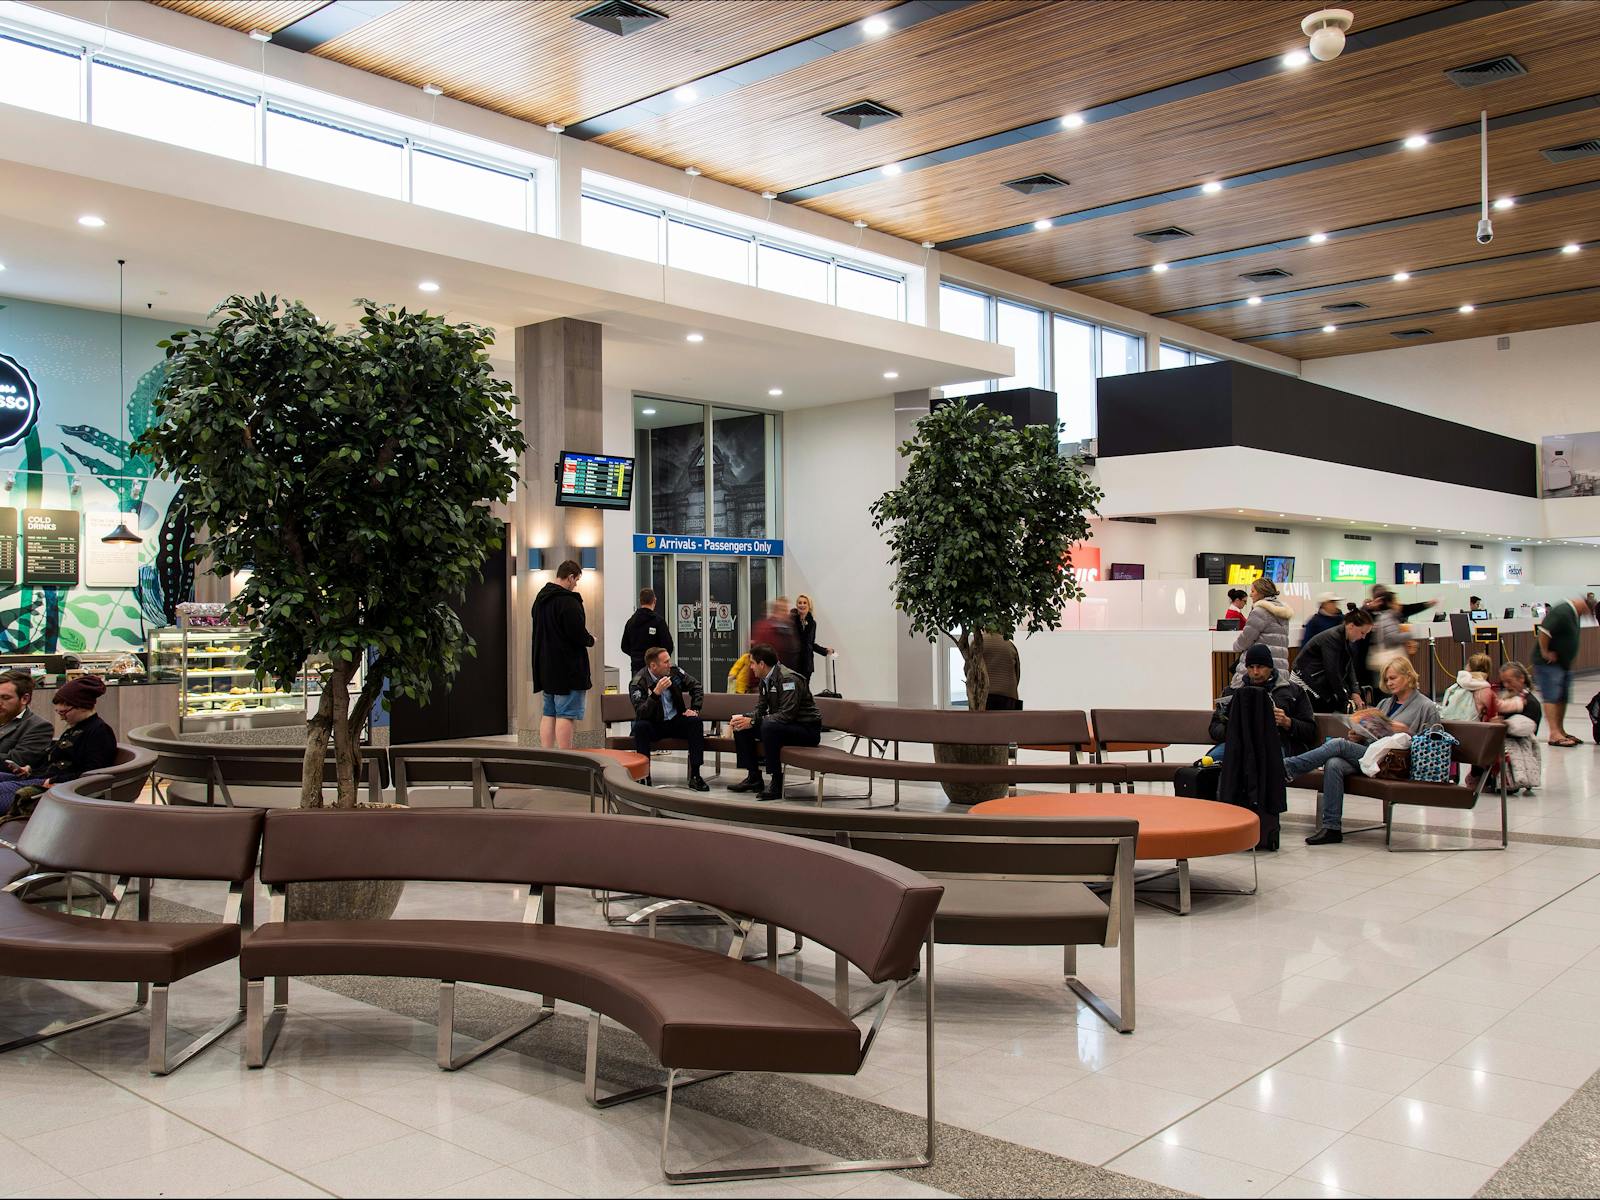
[530,560,594,750]
[1296,608,1372,713]
[728,642,822,801]
[620,588,673,675]
[629,647,709,791]
[1210,643,1318,757]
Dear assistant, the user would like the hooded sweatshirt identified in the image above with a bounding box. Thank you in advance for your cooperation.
[530,581,594,695]
[1229,598,1294,688]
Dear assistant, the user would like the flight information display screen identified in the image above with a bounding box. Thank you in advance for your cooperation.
[555,451,635,510]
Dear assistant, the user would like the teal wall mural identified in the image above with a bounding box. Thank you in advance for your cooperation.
[0,294,193,653]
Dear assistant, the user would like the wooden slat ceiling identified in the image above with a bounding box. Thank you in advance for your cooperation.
[152,1,325,34]
[147,0,1600,359]
[1273,288,1600,358]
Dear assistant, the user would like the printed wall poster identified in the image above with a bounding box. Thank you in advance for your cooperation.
[85,511,141,587]
[1541,433,1600,498]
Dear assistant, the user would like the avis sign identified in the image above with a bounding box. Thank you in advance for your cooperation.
[0,354,40,450]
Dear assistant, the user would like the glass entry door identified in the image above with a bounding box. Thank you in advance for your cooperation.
[639,555,766,691]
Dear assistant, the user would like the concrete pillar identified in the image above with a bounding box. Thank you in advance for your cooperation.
[892,388,939,707]
[512,318,606,747]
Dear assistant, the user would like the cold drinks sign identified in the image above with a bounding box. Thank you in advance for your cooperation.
[0,354,41,449]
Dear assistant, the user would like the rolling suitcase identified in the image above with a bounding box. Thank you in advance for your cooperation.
[1172,762,1221,801]
[815,654,842,699]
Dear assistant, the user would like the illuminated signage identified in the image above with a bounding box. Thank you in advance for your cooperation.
[0,353,41,449]
[1327,559,1377,585]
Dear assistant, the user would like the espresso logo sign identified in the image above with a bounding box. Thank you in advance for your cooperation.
[0,354,40,449]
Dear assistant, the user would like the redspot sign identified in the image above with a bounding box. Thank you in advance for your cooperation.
[1067,544,1101,586]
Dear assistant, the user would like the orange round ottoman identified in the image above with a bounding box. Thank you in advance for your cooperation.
[970,793,1259,861]
[581,748,651,781]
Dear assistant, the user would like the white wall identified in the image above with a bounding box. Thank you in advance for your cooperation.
[600,384,637,685]
[781,396,898,701]
[1302,322,1600,443]
[1017,632,1214,713]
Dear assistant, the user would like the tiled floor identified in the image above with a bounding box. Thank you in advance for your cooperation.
[6,723,1600,1198]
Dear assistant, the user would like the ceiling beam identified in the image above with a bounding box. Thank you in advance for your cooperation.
[939,91,1600,252]
[778,0,1515,205]
[1241,278,1600,342]
[271,0,402,53]
[564,0,976,140]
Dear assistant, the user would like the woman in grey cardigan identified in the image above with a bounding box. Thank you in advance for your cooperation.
[1229,578,1293,688]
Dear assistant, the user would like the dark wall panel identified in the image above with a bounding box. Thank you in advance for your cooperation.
[1097,361,1537,497]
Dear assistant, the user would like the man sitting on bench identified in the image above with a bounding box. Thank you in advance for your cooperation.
[629,647,710,791]
[728,642,822,801]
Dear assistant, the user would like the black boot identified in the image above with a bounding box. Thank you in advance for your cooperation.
[1305,827,1343,846]
[1257,831,1280,852]
[759,772,785,801]
[688,774,710,792]
[728,773,764,793]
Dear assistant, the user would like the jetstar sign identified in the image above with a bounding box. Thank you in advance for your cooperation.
[0,354,41,450]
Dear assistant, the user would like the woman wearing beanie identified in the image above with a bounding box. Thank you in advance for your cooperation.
[0,675,117,819]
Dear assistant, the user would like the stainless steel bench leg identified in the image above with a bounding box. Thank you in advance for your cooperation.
[583,1011,727,1108]
[436,980,553,1071]
[0,993,146,1056]
[245,976,288,1068]
[148,983,244,1076]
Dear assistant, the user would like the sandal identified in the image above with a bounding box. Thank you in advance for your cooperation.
[1551,737,1582,748]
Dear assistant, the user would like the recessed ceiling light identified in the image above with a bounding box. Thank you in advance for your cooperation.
[1282,49,1310,68]
[1151,262,1169,274]
[1278,513,1285,518]
[1061,112,1084,129]
[1493,197,1515,210]
[673,86,698,103]
[1403,134,1428,150]
[1236,509,1244,513]
[1459,304,1475,313]
[77,214,105,228]
[1033,218,1052,232]
[863,15,891,37]
[685,332,703,343]
[1201,181,1223,194]
[641,407,656,416]
[768,388,783,397]
[417,281,440,292]
[1307,232,1327,244]
[853,219,868,230]
[1562,243,1581,254]
[1322,324,1337,333]
[1246,295,1262,306]
[881,162,902,176]
[1393,271,1411,282]
[684,166,701,177]
[883,370,899,379]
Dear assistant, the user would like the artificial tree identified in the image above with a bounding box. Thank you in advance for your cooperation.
[870,399,1103,718]
[137,295,525,808]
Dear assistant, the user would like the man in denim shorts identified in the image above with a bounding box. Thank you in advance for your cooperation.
[1536,596,1594,748]
[530,559,594,749]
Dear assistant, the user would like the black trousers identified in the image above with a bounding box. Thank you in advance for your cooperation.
[631,715,704,772]
[985,694,1023,711]
[733,719,821,776]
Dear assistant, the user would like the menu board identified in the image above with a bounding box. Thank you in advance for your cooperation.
[0,508,16,585]
[21,508,80,586]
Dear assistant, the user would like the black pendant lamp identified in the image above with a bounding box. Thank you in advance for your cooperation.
[102,257,142,545]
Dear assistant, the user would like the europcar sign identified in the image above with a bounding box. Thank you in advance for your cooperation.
[0,354,41,449]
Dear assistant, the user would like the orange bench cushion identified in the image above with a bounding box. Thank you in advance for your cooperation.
[582,749,651,781]
[971,793,1258,861]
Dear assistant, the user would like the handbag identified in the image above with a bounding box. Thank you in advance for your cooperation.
[1409,724,1459,783]
[1375,749,1411,780]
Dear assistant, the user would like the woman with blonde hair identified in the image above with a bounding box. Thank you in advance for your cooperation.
[791,593,833,684]
[1228,577,1293,688]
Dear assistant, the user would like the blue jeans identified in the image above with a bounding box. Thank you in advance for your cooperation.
[1282,739,1365,831]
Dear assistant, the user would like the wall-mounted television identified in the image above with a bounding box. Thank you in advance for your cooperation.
[1421,562,1441,584]
[554,451,635,510]
[1395,562,1422,585]
[1462,564,1487,582]
[1263,555,1295,584]
[1197,553,1265,585]
[1109,562,1145,580]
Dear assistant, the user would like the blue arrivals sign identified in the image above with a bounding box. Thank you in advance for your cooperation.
[634,533,784,557]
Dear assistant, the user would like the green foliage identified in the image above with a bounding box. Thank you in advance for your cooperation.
[869,401,1102,708]
[135,294,526,805]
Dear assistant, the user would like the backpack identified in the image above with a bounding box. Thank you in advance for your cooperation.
[1439,681,1495,722]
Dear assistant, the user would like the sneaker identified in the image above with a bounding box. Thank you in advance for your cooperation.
[1305,828,1343,846]
[688,775,710,793]
[727,775,764,793]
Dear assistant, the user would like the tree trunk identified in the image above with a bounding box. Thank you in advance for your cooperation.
[965,630,990,712]
[300,677,335,810]
[326,660,359,810]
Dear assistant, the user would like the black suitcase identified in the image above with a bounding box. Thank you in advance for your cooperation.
[1172,763,1222,801]
[1588,691,1600,743]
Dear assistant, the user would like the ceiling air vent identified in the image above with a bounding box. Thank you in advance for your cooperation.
[1255,526,1290,536]
[823,100,901,130]
[1239,267,1292,282]
[1135,226,1193,244]
[1391,328,1434,339]
[1004,173,1068,195]
[1542,139,1600,164]
[1110,516,1158,525]
[1322,301,1368,312]
[1345,534,1372,542]
[573,0,666,36]
[1445,55,1527,88]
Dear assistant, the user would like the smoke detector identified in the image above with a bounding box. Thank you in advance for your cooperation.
[1301,8,1353,61]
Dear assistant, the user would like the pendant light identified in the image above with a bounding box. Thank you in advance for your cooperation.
[102,257,142,545]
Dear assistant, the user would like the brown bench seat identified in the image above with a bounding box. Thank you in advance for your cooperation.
[244,918,860,1073]
[783,744,1125,787]
[0,891,240,983]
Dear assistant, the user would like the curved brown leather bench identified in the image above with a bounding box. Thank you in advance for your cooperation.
[782,707,1126,804]
[0,789,262,1074]
[603,769,1139,1034]
[128,723,388,808]
[0,745,157,891]
[1089,710,1217,784]
[243,804,943,1184]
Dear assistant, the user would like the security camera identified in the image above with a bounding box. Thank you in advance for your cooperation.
[1476,217,1494,244]
[1301,8,1353,61]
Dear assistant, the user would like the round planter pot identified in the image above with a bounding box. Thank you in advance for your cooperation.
[285,878,405,922]
[932,742,1009,805]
